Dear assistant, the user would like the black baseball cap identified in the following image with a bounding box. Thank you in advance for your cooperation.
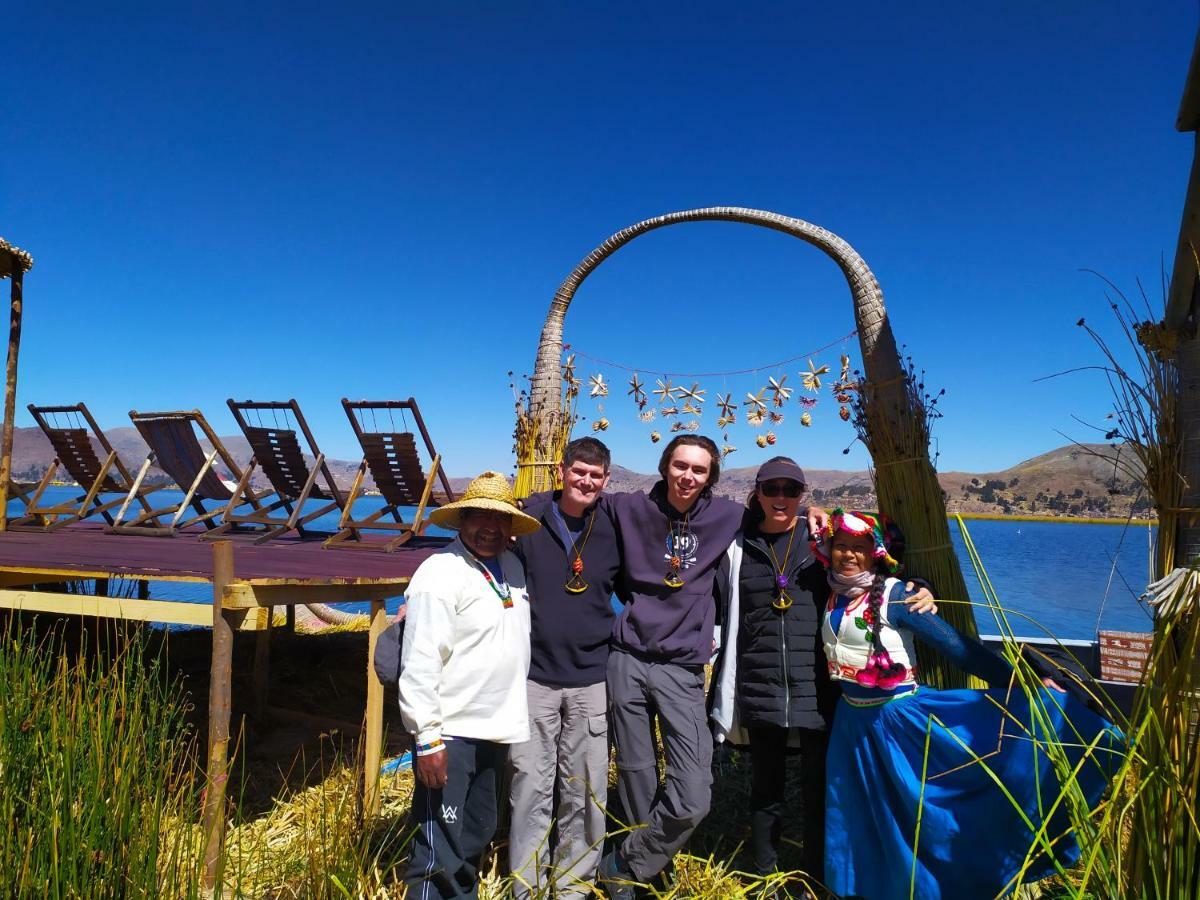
[755,458,807,487]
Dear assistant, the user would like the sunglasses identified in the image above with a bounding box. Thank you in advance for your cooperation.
[759,482,804,498]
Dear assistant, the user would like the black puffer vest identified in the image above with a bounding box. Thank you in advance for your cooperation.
[736,523,837,731]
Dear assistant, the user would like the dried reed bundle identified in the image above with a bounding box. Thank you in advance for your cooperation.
[1072,282,1200,897]
[513,370,577,499]
[850,355,979,689]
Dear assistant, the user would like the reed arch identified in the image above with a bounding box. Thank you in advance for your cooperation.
[523,206,979,679]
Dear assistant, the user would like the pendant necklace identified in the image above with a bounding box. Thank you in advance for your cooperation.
[564,509,598,594]
[465,548,513,608]
[767,523,798,610]
[664,513,691,589]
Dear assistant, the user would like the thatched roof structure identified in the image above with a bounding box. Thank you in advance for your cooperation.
[0,238,34,280]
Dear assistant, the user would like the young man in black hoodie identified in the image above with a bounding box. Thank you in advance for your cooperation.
[509,438,621,898]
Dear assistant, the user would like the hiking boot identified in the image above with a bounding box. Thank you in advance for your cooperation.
[597,848,637,900]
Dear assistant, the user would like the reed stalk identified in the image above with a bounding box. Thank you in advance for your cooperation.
[0,620,207,898]
[850,353,980,688]
[513,365,577,499]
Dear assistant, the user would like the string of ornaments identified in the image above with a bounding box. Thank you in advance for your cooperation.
[561,338,861,456]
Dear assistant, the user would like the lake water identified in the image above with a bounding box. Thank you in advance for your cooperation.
[7,487,1155,640]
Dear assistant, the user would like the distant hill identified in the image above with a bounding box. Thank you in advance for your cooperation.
[9,426,1146,519]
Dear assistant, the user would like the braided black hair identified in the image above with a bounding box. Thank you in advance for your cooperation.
[864,561,908,684]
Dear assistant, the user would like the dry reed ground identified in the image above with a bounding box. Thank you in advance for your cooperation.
[155,621,819,896]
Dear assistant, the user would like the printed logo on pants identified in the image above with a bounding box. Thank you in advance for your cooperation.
[440,804,458,823]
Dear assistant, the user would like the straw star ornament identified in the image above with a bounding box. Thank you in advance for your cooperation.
[717,393,737,419]
[627,373,648,407]
[653,378,678,405]
[800,359,830,393]
[677,383,706,406]
[767,375,792,407]
[743,388,768,414]
[589,374,609,398]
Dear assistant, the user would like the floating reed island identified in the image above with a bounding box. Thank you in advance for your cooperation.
[7,37,1200,887]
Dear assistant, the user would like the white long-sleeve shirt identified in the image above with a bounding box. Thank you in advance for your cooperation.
[398,537,531,755]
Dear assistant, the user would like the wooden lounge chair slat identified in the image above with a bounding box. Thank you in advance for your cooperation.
[325,397,455,552]
[242,426,331,501]
[12,402,164,531]
[46,428,124,492]
[211,399,345,544]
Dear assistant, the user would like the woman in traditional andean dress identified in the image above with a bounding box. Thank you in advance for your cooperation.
[815,509,1121,900]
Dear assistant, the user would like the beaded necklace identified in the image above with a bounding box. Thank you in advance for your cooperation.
[663,513,691,589]
[463,547,513,608]
[766,521,798,610]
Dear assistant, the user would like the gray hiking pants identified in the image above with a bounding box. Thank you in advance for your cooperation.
[508,679,609,899]
[607,648,713,882]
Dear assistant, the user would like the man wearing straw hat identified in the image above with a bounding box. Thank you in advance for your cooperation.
[399,471,541,900]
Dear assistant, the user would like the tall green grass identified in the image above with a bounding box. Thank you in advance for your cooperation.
[0,619,208,898]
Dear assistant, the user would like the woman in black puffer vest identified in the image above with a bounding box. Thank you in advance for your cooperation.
[711,457,832,879]
[710,457,935,881]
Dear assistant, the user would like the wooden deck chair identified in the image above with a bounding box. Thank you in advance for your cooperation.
[12,403,166,531]
[109,409,266,536]
[206,399,346,544]
[325,398,455,552]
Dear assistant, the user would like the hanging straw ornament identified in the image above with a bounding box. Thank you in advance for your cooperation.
[677,383,706,406]
[722,442,737,458]
[756,435,768,448]
[744,388,769,414]
[562,353,577,382]
[653,378,677,405]
[592,418,610,432]
[628,373,647,408]
[650,431,662,443]
[800,412,813,427]
[589,374,609,398]
[747,407,767,427]
[800,359,830,392]
[840,354,851,381]
[671,421,685,433]
[767,375,792,407]
[661,405,680,417]
[717,393,738,420]
[717,414,736,428]
[798,397,818,409]
[684,421,699,432]
[769,411,784,424]
[682,401,702,416]
[639,409,657,422]
[766,431,777,445]
[839,406,851,421]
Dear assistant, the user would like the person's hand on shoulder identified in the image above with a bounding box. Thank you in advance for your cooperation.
[902,582,938,615]
[805,506,829,535]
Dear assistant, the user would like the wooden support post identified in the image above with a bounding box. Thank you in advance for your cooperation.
[202,541,235,889]
[0,265,24,532]
[364,599,387,816]
[252,608,272,720]
[285,602,295,633]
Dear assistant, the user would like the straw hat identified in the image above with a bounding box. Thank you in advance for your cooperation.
[429,471,541,536]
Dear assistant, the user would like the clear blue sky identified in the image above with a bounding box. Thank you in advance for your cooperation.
[3,2,1195,477]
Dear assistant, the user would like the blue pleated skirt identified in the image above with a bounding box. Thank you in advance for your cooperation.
[824,685,1122,900]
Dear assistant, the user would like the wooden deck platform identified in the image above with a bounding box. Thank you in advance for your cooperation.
[0,522,451,885]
